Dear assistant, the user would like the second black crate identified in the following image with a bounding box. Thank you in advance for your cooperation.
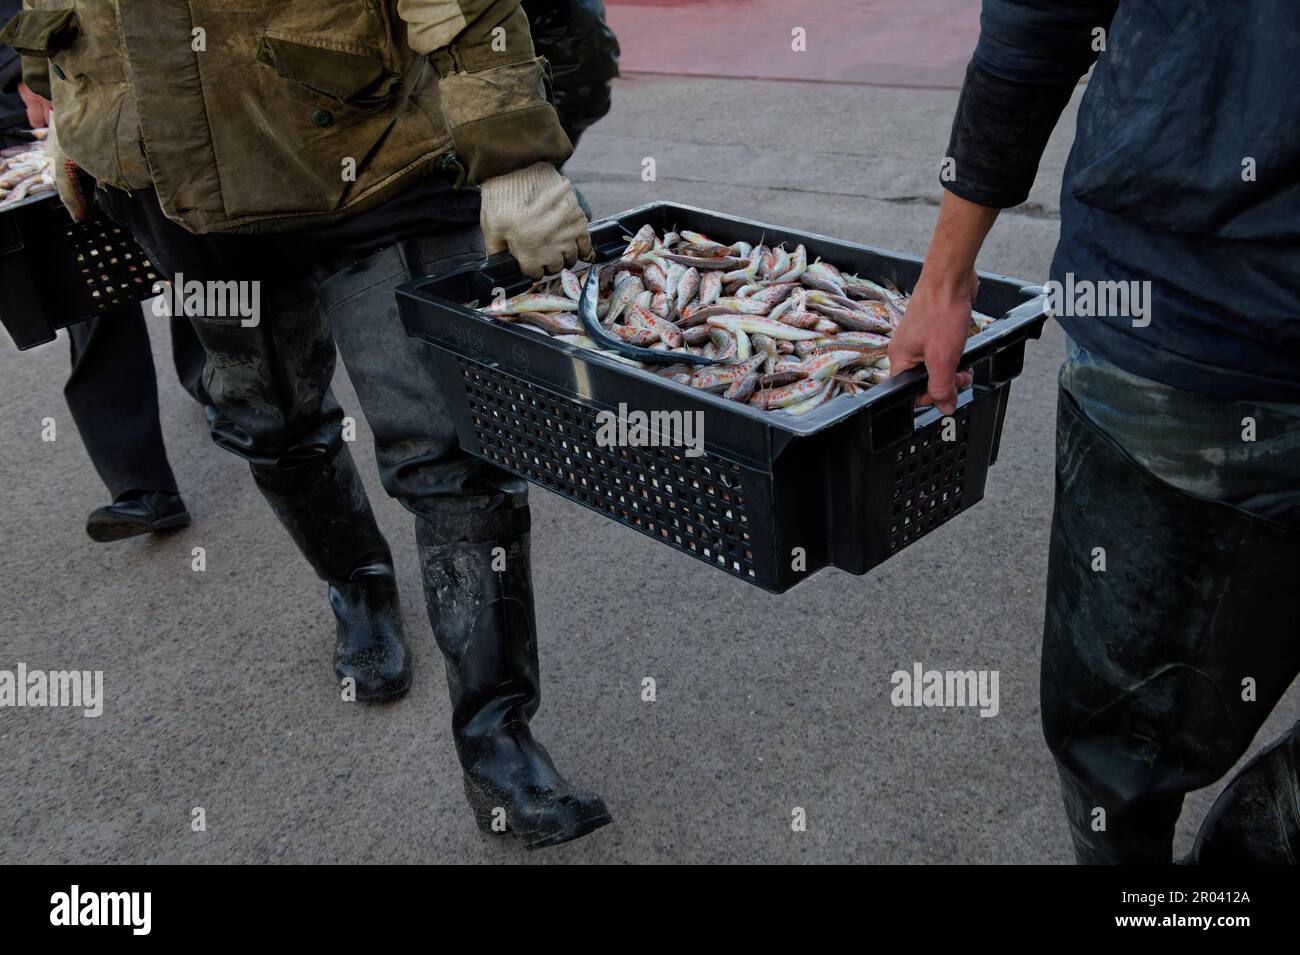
[0,194,160,350]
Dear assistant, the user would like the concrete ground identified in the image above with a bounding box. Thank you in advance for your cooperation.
[2,74,1295,864]
[605,0,981,87]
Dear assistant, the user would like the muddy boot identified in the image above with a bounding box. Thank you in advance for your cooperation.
[1188,722,1300,864]
[415,508,610,849]
[254,446,411,702]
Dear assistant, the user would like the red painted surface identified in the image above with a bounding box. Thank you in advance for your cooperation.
[604,0,981,88]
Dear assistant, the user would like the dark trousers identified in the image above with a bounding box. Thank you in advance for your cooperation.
[1042,338,1300,863]
[5,92,208,503]
[95,186,526,540]
[64,307,208,499]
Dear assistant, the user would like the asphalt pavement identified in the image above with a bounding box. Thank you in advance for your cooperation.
[2,74,1295,864]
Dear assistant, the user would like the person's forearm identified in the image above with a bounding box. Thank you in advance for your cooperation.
[918,191,1000,292]
[891,0,1118,414]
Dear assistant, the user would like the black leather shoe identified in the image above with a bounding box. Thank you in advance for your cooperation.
[330,566,412,703]
[86,491,191,542]
[417,511,611,850]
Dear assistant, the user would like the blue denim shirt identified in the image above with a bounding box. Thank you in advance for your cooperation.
[948,0,1300,402]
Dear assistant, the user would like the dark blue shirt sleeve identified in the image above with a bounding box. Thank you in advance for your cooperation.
[943,0,1118,209]
[975,0,1118,85]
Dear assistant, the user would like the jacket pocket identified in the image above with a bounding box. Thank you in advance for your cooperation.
[0,8,76,58]
[257,32,399,106]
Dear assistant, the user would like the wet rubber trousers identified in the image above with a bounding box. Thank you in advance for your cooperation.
[1042,338,1300,864]
[94,187,608,843]
[95,186,531,672]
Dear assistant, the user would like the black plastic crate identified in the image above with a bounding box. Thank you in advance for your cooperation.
[0,193,160,350]
[399,201,1047,593]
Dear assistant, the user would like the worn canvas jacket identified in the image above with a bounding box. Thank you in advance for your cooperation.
[1,0,572,233]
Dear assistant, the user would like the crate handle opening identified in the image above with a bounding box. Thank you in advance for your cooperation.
[911,383,981,432]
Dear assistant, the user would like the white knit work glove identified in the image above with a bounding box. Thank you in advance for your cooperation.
[479,162,594,278]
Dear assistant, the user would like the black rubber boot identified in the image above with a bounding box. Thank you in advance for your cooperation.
[415,509,610,849]
[1188,721,1300,864]
[86,490,191,542]
[254,446,411,703]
